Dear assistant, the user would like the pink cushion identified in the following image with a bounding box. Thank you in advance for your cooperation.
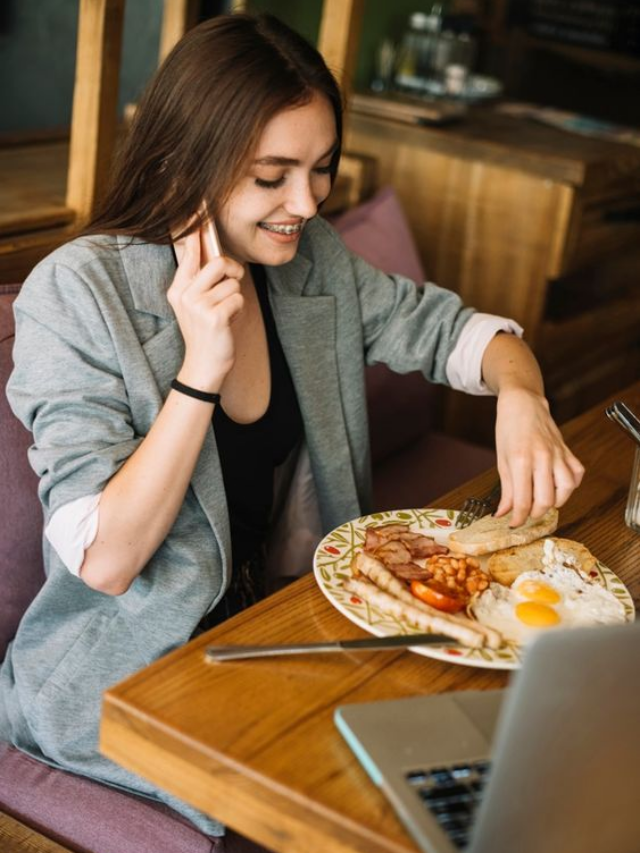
[329,185,426,284]
[0,285,45,660]
[366,364,435,465]
[0,742,272,853]
[0,742,219,853]
[330,188,438,462]
[373,432,496,512]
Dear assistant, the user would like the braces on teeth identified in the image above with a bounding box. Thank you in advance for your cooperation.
[260,222,304,234]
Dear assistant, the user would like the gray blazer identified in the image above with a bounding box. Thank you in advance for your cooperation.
[0,217,473,833]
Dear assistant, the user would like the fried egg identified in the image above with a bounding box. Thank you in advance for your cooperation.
[471,563,626,645]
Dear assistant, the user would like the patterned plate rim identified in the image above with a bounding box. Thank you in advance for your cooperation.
[313,507,636,672]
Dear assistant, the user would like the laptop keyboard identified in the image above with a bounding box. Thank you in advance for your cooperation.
[405,760,491,849]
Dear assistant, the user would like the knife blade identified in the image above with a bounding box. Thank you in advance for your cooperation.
[205,633,456,662]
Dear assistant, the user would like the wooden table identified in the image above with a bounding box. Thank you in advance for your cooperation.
[101,383,640,853]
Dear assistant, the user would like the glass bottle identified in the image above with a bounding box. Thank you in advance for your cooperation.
[394,11,438,93]
[625,446,640,532]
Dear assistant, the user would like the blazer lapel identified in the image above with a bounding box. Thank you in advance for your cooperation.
[267,259,361,533]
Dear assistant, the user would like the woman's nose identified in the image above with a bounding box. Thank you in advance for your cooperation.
[285,176,320,219]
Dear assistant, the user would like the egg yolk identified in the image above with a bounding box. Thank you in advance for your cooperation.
[515,601,561,628]
[517,580,561,605]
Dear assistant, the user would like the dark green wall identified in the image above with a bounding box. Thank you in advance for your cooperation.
[250,0,437,91]
[249,0,322,44]
[0,0,437,134]
[0,0,162,133]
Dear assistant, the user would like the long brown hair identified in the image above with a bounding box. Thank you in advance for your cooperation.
[86,13,343,242]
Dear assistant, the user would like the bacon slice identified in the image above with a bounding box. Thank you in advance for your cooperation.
[370,539,413,565]
[404,536,449,559]
[363,524,448,561]
[387,563,433,582]
[364,523,411,551]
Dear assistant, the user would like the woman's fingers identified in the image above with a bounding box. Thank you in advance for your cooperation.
[169,256,244,320]
[191,258,244,295]
[167,232,201,311]
[174,230,201,283]
[170,229,243,297]
[567,452,586,486]
[214,291,245,326]
[496,447,585,528]
[552,452,585,508]
[494,388,585,527]
[507,458,534,527]
[493,454,514,518]
[198,276,241,305]
[167,226,246,393]
[529,459,556,520]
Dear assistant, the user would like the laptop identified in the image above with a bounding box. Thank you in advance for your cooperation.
[335,621,640,853]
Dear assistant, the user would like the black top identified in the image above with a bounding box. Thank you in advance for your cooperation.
[213,264,303,569]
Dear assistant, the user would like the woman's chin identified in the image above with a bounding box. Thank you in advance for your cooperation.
[247,232,302,265]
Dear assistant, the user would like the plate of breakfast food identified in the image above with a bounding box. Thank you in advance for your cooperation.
[313,507,635,670]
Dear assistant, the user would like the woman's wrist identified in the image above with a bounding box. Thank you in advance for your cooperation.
[175,364,227,396]
[171,378,221,404]
[482,334,544,397]
[497,383,547,402]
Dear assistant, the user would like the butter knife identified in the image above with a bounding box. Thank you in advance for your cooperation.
[205,633,455,662]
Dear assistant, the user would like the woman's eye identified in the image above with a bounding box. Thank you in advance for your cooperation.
[255,176,285,189]
[313,165,332,176]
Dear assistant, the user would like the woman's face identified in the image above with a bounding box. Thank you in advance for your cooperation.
[215,92,338,266]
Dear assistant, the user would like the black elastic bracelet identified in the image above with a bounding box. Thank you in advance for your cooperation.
[171,378,221,404]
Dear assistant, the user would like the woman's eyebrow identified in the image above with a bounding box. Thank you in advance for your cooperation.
[253,141,339,167]
[254,156,299,167]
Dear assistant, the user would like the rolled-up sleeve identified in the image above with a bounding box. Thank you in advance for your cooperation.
[445,313,524,395]
[44,492,102,575]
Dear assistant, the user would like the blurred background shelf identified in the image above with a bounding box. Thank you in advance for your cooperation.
[345,100,640,442]
[0,134,76,281]
[2,0,640,438]
[0,135,72,237]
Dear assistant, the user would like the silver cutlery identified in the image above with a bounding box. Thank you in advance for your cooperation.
[205,633,456,661]
[455,481,501,529]
[605,401,640,447]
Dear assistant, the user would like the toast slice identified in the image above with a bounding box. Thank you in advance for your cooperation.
[488,536,597,586]
[448,507,559,556]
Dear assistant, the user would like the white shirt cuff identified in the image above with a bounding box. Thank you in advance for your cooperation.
[445,313,524,395]
[45,493,102,576]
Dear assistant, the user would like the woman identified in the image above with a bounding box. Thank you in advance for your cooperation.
[0,13,583,838]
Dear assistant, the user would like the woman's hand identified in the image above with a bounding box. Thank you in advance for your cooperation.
[481,333,584,527]
[493,387,584,526]
[168,229,245,392]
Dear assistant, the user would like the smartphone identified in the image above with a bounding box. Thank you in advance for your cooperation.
[201,201,222,258]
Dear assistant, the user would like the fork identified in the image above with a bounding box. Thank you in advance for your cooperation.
[455,481,502,529]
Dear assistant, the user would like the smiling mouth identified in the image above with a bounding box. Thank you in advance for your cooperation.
[258,221,305,235]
